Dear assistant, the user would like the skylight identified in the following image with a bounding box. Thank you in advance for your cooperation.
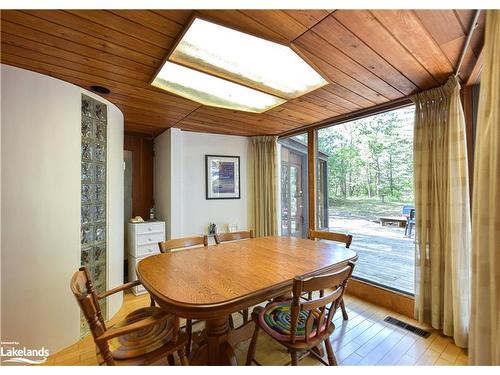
[152,62,286,113]
[151,17,328,113]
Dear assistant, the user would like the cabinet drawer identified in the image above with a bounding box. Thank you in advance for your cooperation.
[136,232,164,246]
[135,222,164,235]
[135,244,160,257]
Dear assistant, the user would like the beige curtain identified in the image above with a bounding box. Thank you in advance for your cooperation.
[412,75,471,348]
[469,10,500,365]
[250,136,278,237]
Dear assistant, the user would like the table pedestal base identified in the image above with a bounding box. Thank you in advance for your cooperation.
[189,316,255,365]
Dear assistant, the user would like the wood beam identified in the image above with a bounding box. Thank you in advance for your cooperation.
[307,128,317,232]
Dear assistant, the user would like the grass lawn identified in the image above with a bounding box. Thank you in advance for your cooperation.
[330,197,414,222]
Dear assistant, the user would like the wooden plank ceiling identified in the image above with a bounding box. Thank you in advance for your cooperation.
[0,10,484,137]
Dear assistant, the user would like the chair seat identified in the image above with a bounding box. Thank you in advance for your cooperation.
[259,302,326,342]
[108,307,175,360]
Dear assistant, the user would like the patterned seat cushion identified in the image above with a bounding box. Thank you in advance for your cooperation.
[259,302,326,341]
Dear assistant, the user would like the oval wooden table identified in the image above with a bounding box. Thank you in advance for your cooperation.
[136,236,357,365]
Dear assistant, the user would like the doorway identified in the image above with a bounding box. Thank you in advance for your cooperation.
[124,150,133,281]
[280,140,308,238]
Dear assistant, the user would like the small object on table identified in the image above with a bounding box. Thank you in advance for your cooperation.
[227,223,238,232]
[208,222,217,235]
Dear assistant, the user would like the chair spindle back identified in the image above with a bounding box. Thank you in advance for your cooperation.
[308,230,353,248]
[158,235,208,253]
[289,262,354,344]
[214,230,254,244]
[70,266,117,364]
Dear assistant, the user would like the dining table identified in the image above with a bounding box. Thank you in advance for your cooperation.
[136,235,358,365]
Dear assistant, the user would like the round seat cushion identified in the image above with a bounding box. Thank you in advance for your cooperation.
[108,307,175,360]
[259,302,326,341]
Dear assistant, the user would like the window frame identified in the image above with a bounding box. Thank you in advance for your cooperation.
[279,100,417,297]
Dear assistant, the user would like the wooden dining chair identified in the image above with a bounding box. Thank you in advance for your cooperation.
[214,230,254,244]
[158,235,209,253]
[157,235,208,356]
[246,262,355,366]
[308,229,353,320]
[213,229,254,328]
[70,266,188,366]
[309,230,353,248]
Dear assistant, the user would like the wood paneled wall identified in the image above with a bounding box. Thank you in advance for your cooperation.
[124,133,154,219]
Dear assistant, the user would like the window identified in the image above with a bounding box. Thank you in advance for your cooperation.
[317,158,328,229]
[151,17,327,112]
[316,106,416,294]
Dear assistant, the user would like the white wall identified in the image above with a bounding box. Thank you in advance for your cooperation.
[155,130,249,239]
[106,103,124,318]
[0,65,124,354]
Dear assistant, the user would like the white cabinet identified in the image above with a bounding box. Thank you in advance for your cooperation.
[127,221,165,295]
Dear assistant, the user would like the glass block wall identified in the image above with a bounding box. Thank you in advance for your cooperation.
[80,94,107,336]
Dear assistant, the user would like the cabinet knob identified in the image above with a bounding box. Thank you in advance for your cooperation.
[148,238,152,242]
[148,227,152,231]
[148,248,153,252]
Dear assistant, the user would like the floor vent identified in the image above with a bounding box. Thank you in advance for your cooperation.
[384,316,431,338]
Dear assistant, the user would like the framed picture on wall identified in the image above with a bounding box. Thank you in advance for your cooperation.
[205,155,240,200]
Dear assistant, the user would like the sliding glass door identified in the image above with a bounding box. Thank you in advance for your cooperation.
[279,134,308,238]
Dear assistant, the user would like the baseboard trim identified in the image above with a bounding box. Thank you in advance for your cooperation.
[346,278,415,318]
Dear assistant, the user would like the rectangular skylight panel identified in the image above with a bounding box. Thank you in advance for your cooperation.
[152,62,286,113]
[169,18,328,99]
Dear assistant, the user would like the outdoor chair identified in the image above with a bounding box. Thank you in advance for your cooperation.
[405,209,416,238]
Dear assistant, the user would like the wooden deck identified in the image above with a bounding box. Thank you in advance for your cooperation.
[329,216,415,294]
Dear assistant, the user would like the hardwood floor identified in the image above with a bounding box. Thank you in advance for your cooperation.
[42,292,468,366]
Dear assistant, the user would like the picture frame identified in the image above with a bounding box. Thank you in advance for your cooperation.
[205,155,240,200]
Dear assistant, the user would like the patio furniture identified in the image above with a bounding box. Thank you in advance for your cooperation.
[308,229,353,320]
[379,216,407,227]
[157,235,208,356]
[136,236,357,365]
[70,266,188,366]
[402,205,414,217]
[405,209,416,238]
[245,262,355,366]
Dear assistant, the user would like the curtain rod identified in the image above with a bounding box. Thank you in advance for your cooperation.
[455,9,482,77]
